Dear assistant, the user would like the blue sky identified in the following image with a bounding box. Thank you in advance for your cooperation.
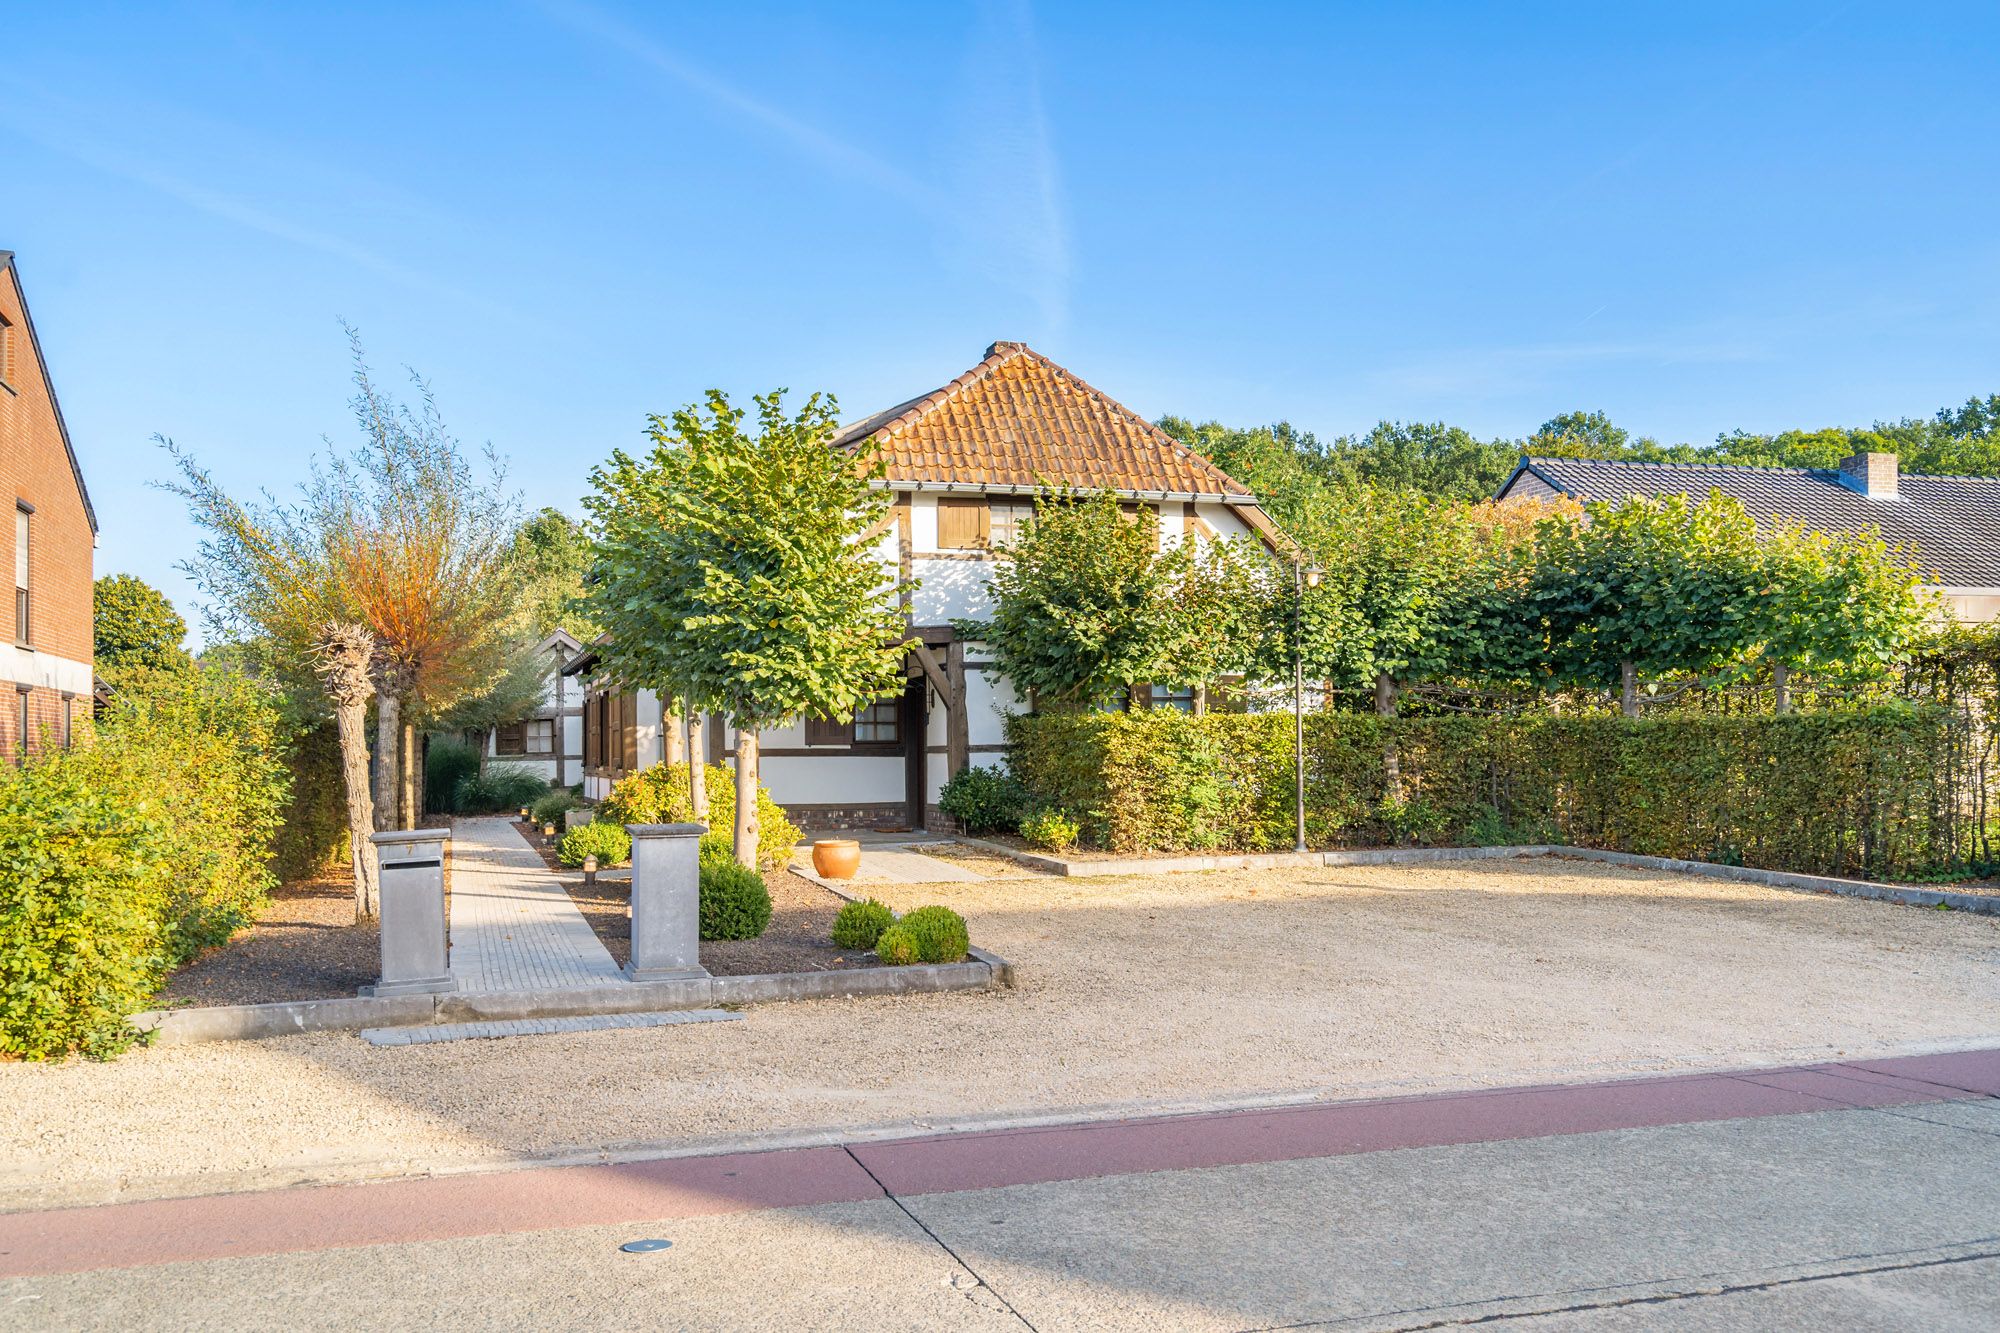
[6,1,1998,631]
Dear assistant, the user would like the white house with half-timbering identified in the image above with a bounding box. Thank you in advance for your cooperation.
[566,340,1281,830]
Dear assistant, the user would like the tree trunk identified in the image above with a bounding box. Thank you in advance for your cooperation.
[1773,661,1792,715]
[401,719,419,824]
[374,691,402,830]
[687,711,708,819]
[1375,672,1403,805]
[1620,661,1639,718]
[663,705,685,766]
[733,723,760,870]
[315,623,380,923]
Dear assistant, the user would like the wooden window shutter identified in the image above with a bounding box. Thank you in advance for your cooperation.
[621,692,639,771]
[496,722,526,755]
[583,694,598,767]
[936,497,989,550]
[805,715,854,747]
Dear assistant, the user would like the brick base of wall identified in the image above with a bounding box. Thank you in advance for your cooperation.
[784,802,913,833]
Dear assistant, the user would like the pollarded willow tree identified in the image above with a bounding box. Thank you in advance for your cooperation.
[582,389,908,868]
[166,449,385,918]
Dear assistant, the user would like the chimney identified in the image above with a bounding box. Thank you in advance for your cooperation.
[1838,451,1898,500]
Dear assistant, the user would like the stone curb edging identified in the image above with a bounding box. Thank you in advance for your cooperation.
[131,950,1014,1047]
[951,834,2000,915]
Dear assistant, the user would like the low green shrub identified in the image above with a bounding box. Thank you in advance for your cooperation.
[699,858,772,940]
[896,905,970,964]
[698,830,735,866]
[531,790,583,826]
[603,762,800,869]
[830,898,894,949]
[0,661,289,1059]
[938,764,1028,835]
[873,924,920,966]
[423,736,483,815]
[1019,806,1082,853]
[454,763,549,815]
[558,821,631,868]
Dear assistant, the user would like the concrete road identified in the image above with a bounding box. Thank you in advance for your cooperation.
[7,1050,1999,1331]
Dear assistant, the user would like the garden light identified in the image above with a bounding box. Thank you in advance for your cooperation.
[583,853,598,885]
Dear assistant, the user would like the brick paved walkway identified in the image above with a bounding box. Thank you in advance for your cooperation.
[448,817,624,993]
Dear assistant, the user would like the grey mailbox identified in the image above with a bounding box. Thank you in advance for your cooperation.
[363,828,456,996]
[625,822,709,982]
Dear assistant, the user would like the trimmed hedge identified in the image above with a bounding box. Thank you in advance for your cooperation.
[1006,706,1985,880]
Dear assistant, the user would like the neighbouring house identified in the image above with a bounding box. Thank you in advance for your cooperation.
[481,628,585,787]
[567,340,1281,830]
[0,251,96,761]
[1496,453,2000,622]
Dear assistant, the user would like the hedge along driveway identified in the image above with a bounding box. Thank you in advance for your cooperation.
[1006,707,1987,879]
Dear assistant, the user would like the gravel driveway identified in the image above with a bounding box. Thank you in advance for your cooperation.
[5,855,1999,1209]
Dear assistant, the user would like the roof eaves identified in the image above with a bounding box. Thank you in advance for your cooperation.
[0,253,99,535]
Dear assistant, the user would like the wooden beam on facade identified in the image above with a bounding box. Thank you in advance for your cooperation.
[945,639,970,778]
[908,639,953,699]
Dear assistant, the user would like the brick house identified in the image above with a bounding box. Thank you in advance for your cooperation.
[0,252,96,760]
[1496,453,2000,622]
[567,340,1280,829]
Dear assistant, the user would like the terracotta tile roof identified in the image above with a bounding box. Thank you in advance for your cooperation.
[831,341,1255,499]
[1503,455,2000,588]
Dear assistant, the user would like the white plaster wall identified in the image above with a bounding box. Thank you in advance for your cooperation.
[562,714,583,758]
[0,646,91,695]
[1192,501,1254,540]
[636,690,664,771]
[911,558,997,622]
[963,660,1019,747]
[758,753,904,804]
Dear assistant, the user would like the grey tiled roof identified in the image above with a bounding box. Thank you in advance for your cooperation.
[1502,456,2000,589]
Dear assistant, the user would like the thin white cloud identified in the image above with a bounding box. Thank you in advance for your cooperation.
[537,0,1073,339]
[0,78,507,315]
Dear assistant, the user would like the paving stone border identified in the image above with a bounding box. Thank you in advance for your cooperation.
[951,834,2000,916]
[130,948,1014,1047]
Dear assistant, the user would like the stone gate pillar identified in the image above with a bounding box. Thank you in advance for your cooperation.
[363,828,456,996]
[625,822,710,982]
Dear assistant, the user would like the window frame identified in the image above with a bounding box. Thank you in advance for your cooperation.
[13,503,30,649]
[525,718,556,755]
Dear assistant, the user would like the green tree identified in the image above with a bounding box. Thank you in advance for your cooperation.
[973,490,1261,709]
[1530,492,1766,713]
[93,574,191,679]
[582,389,906,867]
[1754,523,1930,711]
[505,507,600,641]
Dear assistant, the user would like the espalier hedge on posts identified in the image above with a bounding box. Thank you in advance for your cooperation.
[1005,706,1983,880]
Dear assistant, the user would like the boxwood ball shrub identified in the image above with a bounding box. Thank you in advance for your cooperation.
[937,764,1028,835]
[873,924,920,966]
[830,898,894,950]
[558,821,631,868]
[1019,806,1082,853]
[699,858,772,940]
[896,905,970,964]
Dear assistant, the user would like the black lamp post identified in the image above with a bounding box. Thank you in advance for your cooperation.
[1293,558,1324,853]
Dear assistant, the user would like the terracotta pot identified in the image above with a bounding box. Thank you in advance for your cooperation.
[812,839,862,880]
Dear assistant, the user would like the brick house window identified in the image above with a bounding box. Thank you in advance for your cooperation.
[14,504,29,647]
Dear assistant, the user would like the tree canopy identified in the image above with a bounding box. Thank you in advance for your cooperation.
[93,574,191,679]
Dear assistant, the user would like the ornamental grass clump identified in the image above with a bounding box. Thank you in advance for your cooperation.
[454,763,548,815]
[558,821,631,868]
[699,858,772,940]
[830,898,894,949]
[895,905,970,964]
[531,790,583,826]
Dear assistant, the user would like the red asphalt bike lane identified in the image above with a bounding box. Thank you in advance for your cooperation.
[4,1047,1997,1279]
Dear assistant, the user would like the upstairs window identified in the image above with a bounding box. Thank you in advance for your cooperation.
[989,500,1034,548]
[13,504,28,647]
[935,497,989,549]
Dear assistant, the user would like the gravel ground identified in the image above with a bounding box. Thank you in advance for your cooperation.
[564,866,884,975]
[7,856,2000,1210]
[156,871,376,1006]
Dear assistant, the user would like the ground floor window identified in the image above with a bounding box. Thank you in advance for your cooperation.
[526,718,555,754]
[854,698,900,744]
